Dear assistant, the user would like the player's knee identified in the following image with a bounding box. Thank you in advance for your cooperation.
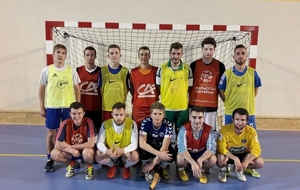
[50,148,60,160]
[82,148,95,160]
[47,129,56,138]
[255,157,264,168]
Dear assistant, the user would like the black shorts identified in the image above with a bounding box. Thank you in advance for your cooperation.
[84,110,102,129]
[227,152,249,164]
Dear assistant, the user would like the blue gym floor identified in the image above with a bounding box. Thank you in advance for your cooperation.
[0,124,299,190]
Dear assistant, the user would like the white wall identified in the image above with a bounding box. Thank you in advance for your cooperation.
[0,0,299,117]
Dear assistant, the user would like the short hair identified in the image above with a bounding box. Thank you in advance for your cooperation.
[232,108,249,121]
[234,44,247,52]
[112,102,126,110]
[169,42,183,53]
[108,44,121,52]
[201,37,217,48]
[138,46,151,54]
[84,46,96,55]
[150,102,165,113]
[53,44,67,54]
[190,106,205,115]
[70,101,84,110]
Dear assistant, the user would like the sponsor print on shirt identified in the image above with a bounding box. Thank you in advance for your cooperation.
[80,81,98,95]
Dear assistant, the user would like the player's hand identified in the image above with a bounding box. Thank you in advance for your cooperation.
[106,148,116,158]
[40,107,46,118]
[142,163,155,173]
[241,160,250,170]
[158,151,172,161]
[113,145,124,157]
[191,162,201,178]
[234,158,243,172]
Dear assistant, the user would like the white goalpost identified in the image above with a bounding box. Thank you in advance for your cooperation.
[45,21,259,128]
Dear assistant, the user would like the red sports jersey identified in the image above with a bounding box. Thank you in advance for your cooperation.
[183,121,211,153]
[77,66,102,111]
[189,59,221,108]
[57,117,95,145]
[130,66,159,109]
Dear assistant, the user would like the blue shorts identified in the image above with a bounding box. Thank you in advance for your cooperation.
[225,114,256,129]
[190,149,206,161]
[46,108,70,130]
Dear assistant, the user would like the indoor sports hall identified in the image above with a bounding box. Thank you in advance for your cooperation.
[1,0,300,190]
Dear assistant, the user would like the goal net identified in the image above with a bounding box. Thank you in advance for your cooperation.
[45,21,259,129]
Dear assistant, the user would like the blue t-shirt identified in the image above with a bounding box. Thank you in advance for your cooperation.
[140,117,173,148]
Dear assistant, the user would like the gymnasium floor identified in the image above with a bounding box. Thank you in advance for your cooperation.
[0,124,299,190]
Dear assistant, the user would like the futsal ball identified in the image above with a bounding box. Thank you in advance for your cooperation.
[145,171,154,183]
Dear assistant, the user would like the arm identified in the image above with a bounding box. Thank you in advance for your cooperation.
[96,123,108,154]
[74,84,81,102]
[38,84,46,117]
[187,65,193,92]
[129,72,134,96]
[177,127,198,166]
[219,90,225,102]
[71,136,96,150]
[198,130,216,163]
[117,121,138,155]
[152,137,172,164]
[218,73,226,102]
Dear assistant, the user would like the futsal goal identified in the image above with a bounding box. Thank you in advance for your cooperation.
[45,21,259,129]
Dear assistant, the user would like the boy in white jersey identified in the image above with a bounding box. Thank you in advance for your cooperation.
[38,44,81,172]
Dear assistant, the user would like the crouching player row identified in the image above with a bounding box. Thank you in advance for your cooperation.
[50,101,263,184]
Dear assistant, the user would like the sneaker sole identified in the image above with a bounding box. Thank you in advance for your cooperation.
[44,168,54,172]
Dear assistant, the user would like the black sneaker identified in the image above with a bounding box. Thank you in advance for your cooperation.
[44,159,54,172]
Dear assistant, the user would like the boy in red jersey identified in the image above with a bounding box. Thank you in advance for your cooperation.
[189,37,225,131]
[177,106,216,184]
[77,46,102,133]
[51,102,96,180]
[130,46,159,129]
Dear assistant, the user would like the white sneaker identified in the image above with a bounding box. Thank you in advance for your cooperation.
[236,170,247,182]
[218,171,227,183]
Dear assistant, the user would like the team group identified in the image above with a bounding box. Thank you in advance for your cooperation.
[38,37,263,187]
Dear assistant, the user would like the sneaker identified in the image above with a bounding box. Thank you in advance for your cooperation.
[236,170,247,182]
[149,172,160,190]
[186,163,192,172]
[107,164,116,179]
[65,165,75,178]
[178,169,189,181]
[44,159,54,172]
[204,168,211,174]
[73,161,80,169]
[161,168,169,180]
[123,166,130,179]
[199,171,208,184]
[218,171,227,183]
[139,170,145,177]
[226,165,231,176]
[85,166,94,180]
[244,168,261,178]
